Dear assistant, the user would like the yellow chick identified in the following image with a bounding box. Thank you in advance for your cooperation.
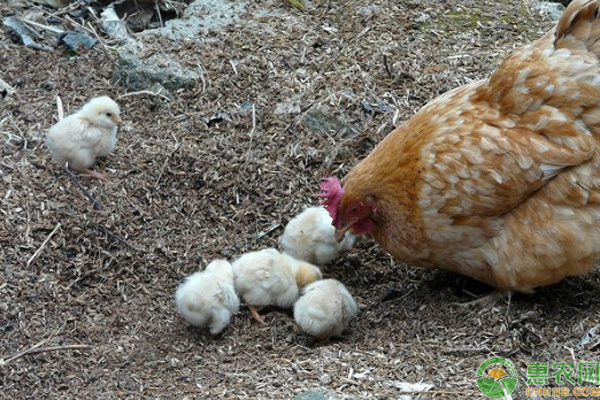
[232,248,322,323]
[293,279,358,341]
[175,259,240,335]
[279,206,356,265]
[45,96,121,181]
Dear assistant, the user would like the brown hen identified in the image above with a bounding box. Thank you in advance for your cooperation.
[321,0,600,293]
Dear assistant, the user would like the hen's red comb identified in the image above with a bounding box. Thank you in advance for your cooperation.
[318,177,344,220]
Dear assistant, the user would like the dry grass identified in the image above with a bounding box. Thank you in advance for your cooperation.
[2,0,600,399]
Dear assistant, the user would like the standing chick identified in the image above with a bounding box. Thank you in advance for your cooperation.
[45,96,121,181]
[232,248,322,323]
[279,206,356,265]
[175,259,240,336]
[293,279,358,341]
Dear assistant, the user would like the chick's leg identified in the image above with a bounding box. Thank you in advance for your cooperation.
[81,169,110,182]
[247,304,266,324]
[62,165,102,209]
[453,289,511,307]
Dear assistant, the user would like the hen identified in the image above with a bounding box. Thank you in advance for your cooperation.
[45,96,121,181]
[321,0,600,293]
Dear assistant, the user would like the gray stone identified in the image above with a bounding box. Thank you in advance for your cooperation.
[60,32,97,50]
[100,6,133,43]
[293,390,327,400]
[142,0,246,41]
[302,109,359,138]
[531,1,565,21]
[3,17,52,51]
[112,46,198,92]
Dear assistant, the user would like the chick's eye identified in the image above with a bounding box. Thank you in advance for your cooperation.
[106,112,112,117]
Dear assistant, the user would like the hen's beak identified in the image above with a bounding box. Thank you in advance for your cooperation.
[335,224,351,242]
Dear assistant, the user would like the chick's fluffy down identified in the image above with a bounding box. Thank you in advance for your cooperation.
[45,96,120,171]
[175,260,240,335]
[280,206,356,265]
[294,279,358,340]
[232,248,322,309]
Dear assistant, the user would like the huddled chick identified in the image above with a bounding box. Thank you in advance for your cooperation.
[279,206,356,265]
[232,248,322,323]
[45,96,121,181]
[175,259,240,336]
[294,279,358,341]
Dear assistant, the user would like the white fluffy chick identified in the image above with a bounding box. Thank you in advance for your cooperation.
[294,279,358,341]
[175,259,240,335]
[280,206,356,265]
[232,248,322,323]
[45,96,121,181]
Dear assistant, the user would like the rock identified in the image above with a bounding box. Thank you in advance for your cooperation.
[530,1,564,21]
[0,78,16,101]
[301,109,359,138]
[293,390,328,400]
[109,0,247,93]
[112,46,198,92]
[144,0,246,41]
[100,6,133,44]
[59,32,97,50]
[3,16,52,51]
[32,0,73,8]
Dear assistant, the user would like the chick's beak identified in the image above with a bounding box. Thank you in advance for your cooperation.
[114,115,122,125]
[334,224,351,242]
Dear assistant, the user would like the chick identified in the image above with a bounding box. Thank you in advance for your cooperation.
[175,259,240,335]
[279,206,356,265]
[45,96,121,181]
[232,248,322,323]
[293,279,358,341]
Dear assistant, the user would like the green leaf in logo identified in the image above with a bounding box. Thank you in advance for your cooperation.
[476,377,506,398]
[499,377,518,395]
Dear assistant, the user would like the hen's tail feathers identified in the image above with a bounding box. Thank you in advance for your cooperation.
[555,0,600,55]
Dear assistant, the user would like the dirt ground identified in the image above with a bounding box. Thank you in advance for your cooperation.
[2,0,600,399]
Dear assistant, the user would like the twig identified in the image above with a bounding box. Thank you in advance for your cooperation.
[26,222,61,267]
[155,0,164,28]
[1,345,92,366]
[197,62,207,93]
[56,95,64,121]
[383,54,392,77]
[93,223,142,252]
[154,132,179,189]
[117,90,172,102]
[253,223,281,241]
[20,17,65,34]
[1,322,66,365]
[63,165,102,210]
[249,103,256,140]
[229,59,238,75]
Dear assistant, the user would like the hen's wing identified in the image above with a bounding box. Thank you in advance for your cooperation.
[416,2,600,226]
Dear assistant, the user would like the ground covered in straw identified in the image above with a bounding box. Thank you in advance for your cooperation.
[2,0,600,398]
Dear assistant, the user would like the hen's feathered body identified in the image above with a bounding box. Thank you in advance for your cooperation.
[323,0,600,292]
